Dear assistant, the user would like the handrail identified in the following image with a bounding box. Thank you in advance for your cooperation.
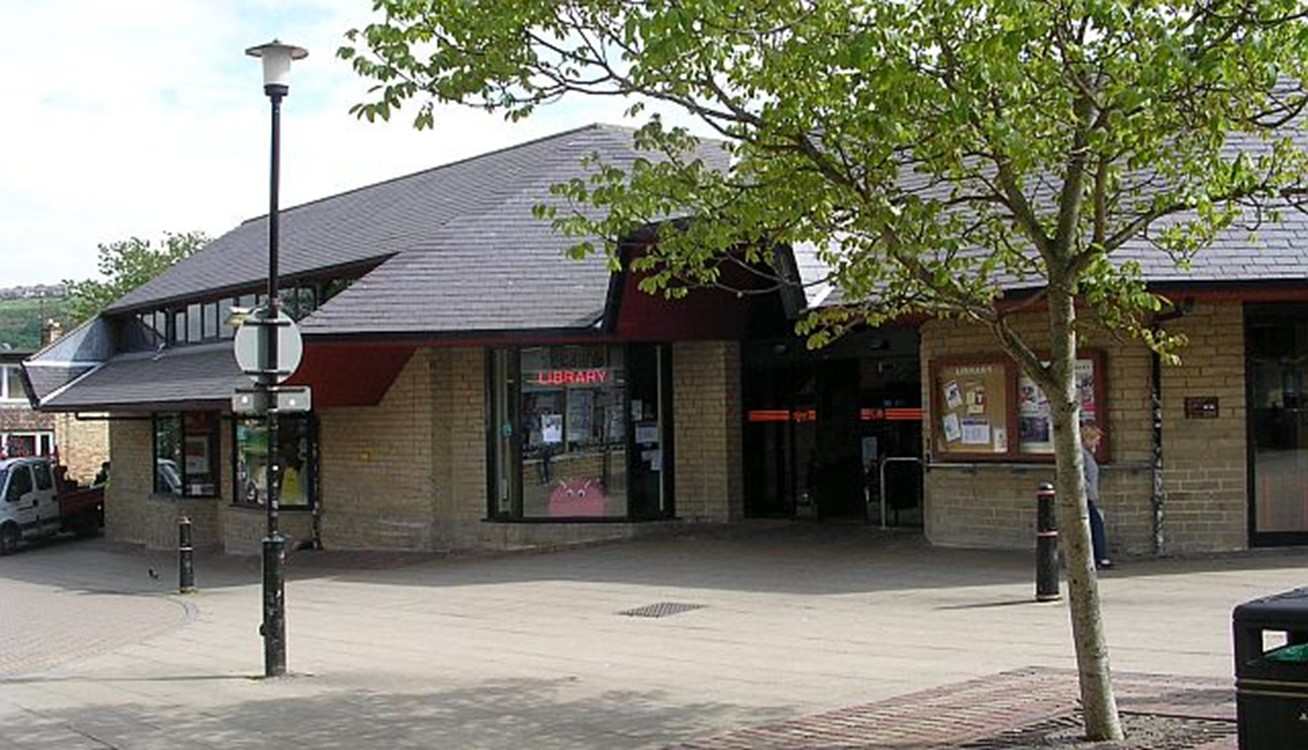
[877,456,923,530]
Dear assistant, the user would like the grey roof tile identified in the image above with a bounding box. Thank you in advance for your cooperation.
[300,125,729,336]
[40,344,244,411]
[25,364,97,406]
[105,130,567,311]
[107,124,730,340]
[21,318,117,404]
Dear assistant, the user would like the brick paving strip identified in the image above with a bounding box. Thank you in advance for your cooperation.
[0,580,195,678]
[668,667,1235,749]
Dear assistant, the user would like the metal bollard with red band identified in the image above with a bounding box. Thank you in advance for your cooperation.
[178,515,197,594]
[1036,483,1061,602]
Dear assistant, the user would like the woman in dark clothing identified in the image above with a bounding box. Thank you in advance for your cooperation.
[1081,424,1112,569]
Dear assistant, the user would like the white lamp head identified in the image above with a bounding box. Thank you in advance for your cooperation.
[224,306,253,329]
[245,40,308,89]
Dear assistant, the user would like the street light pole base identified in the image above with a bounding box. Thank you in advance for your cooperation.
[262,533,286,677]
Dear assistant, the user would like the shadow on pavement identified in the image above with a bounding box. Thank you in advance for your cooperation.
[2,676,785,750]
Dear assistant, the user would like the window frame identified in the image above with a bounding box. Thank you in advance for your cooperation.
[119,271,370,353]
[231,414,316,510]
[1,431,55,458]
[152,412,221,498]
[0,364,25,402]
[486,343,674,522]
[6,464,32,502]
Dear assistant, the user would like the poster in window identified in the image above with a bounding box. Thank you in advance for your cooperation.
[540,413,563,444]
[566,390,593,442]
[1017,355,1102,455]
[608,402,626,441]
[635,422,659,445]
[184,435,210,475]
[934,360,1011,456]
[1018,374,1053,453]
[1075,358,1098,424]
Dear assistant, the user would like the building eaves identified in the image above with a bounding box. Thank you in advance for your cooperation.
[39,343,244,412]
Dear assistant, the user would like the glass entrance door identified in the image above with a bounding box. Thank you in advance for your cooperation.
[1247,305,1308,545]
[742,338,924,524]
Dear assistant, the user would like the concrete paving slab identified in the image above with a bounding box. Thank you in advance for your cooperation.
[1,526,1305,748]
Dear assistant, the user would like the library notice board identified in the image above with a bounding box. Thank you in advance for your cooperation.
[934,360,1011,457]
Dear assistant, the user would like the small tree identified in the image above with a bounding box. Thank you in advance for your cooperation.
[65,231,207,325]
[341,0,1308,740]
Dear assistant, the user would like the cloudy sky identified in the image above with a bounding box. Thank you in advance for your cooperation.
[2,0,644,287]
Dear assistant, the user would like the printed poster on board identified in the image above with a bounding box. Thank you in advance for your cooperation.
[935,360,1009,455]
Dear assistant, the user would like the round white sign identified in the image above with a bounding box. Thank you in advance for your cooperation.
[233,307,303,384]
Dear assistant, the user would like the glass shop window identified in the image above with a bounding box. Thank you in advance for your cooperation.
[488,344,672,521]
[233,415,313,509]
[153,412,219,497]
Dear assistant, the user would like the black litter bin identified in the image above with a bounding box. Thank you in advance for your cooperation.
[1233,587,1308,749]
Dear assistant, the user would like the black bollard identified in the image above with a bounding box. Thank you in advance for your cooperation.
[1035,483,1061,602]
[178,515,196,594]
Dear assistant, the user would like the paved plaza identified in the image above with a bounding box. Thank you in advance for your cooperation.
[0,524,1304,748]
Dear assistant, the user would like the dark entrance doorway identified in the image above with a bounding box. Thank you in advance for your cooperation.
[1247,304,1308,546]
[743,329,924,525]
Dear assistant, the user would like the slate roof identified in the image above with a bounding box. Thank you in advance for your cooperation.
[106,128,575,313]
[107,124,731,340]
[38,343,244,411]
[95,119,1308,325]
[1115,207,1308,284]
[20,317,116,407]
[28,120,1308,411]
[806,124,1308,309]
[29,124,731,410]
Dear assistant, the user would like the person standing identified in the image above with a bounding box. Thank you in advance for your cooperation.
[1081,424,1112,569]
[92,461,111,488]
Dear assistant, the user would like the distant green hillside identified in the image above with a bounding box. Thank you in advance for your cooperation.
[0,297,69,351]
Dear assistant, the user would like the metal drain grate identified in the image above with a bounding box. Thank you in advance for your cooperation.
[618,602,706,619]
[960,712,1236,749]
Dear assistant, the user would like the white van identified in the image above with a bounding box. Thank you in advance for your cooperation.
[0,457,103,555]
[0,457,61,554]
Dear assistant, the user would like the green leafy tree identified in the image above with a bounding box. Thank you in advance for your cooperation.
[65,231,207,325]
[341,0,1308,740]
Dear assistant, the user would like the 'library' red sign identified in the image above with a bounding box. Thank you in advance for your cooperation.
[531,369,609,386]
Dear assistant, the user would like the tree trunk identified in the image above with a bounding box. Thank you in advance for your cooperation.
[1047,285,1124,742]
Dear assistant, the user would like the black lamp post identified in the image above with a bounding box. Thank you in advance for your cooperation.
[246,38,307,679]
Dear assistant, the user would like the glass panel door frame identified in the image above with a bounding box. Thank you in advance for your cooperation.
[1246,303,1308,547]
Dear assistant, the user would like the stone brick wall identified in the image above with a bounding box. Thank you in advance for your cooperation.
[0,407,108,486]
[0,404,54,431]
[220,505,314,556]
[98,339,752,553]
[920,301,1246,555]
[673,341,744,522]
[103,419,151,544]
[54,413,110,486]
[317,350,437,550]
[0,401,56,464]
[1157,303,1247,553]
[103,419,221,550]
[428,347,495,548]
